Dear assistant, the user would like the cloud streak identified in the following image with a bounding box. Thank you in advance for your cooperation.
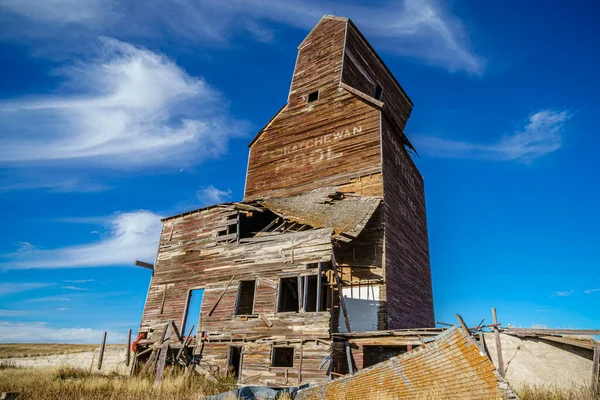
[413,110,572,162]
[0,0,483,74]
[196,185,232,205]
[0,321,125,343]
[1,210,162,270]
[0,282,54,296]
[0,38,246,170]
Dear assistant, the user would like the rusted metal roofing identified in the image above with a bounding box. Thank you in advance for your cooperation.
[259,187,381,241]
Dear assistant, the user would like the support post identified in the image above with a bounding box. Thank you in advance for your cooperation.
[332,254,351,333]
[154,321,172,384]
[344,340,354,374]
[126,329,132,366]
[297,340,304,385]
[592,342,600,394]
[316,262,322,312]
[492,307,505,377]
[97,331,107,370]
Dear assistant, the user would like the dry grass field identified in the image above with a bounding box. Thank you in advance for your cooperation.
[0,360,597,399]
[0,363,237,400]
[0,343,124,359]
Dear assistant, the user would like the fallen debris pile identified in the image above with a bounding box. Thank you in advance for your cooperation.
[295,325,518,400]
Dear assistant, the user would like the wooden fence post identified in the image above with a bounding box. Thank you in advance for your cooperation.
[98,331,107,370]
[492,308,505,377]
[126,329,132,366]
[592,342,600,393]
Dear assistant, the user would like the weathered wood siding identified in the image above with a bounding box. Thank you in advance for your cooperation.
[139,207,333,340]
[244,18,383,201]
[381,115,434,328]
[201,340,332,386]
[341,22,413,132]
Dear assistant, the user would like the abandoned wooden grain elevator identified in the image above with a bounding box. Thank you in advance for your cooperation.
[135,15,435,386]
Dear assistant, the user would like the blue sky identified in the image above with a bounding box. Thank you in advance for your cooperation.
[0,0,598,343]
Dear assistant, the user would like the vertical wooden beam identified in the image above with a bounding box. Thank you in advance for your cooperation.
[332,254,351,333]
[303,276,308,311]
[316,262,323,312]
[236,211,240,243]
[344,340,354,374]
[297,341,304,385]
[129,351,137,378]
[492,307,505,377]
[175,325,195,365]
[97,331,107,370]
[592,342,600,393]
[154,321,172,384]
[126,329,132,366]
[160,285,167,314]
[297,276,303,312]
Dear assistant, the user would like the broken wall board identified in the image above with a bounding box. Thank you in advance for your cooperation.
[296,326,511,400]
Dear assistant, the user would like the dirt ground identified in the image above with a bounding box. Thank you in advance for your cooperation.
[484,332,593,390]
[3,345,129,374]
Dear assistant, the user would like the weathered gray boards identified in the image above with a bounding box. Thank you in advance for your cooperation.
[136,15,434,386]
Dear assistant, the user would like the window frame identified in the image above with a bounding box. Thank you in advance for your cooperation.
[234,279,257,316]
[307,90,319,103]
[271,345,295,368]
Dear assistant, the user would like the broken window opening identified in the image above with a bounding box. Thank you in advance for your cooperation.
[278,277,299,312]
[374,83,383,101]
[271,346,294,368]
[235,280,256,316]
[228,346,243,378]
[363,346,407,368]
[278,271,330,313]
[238,209,278,239]
[307,90,319,103]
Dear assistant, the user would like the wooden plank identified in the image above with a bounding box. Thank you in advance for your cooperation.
[126,329,132,366]
[298,341,304,384]
[344,340,354,374]
[175,325,195,365]
[259,314,273,327]
[316,262,322,312]
[492,308,505,378]
[332,255,351,333]
[154,321,172,384]
[592,342,600,393]
[160,285,167,314]
[503,328,600,336]
[128,351,137,378]
[135,260,154,270]
[207,275,235,316]
[97,331,107,370]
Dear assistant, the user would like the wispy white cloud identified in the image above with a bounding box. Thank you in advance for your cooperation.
[196,185,232,205]
[1,210,162,270]
[0,37,246,171]
[62,286,91,291]
[56,307,70,311]
[413,110,572,162]
[0,282,53,296]
[584,288,600,294]
[26,296,71,303]
[551,290,575,297]
[64,279,95,283]
[0,0,483,74]
[0,310,30,317]
[0,321,125,343]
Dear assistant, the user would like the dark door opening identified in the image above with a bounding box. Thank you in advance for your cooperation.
[228,346,242,378]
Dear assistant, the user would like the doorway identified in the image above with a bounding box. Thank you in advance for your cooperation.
[183,289,204,335]
[228,346,243,378]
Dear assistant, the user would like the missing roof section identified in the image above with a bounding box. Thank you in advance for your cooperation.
[259,187,381,242]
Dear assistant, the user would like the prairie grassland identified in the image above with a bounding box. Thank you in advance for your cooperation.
[516,384,600,400]
[0,343,124,359]
[0,364,236,400]
[0,362,597,400]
